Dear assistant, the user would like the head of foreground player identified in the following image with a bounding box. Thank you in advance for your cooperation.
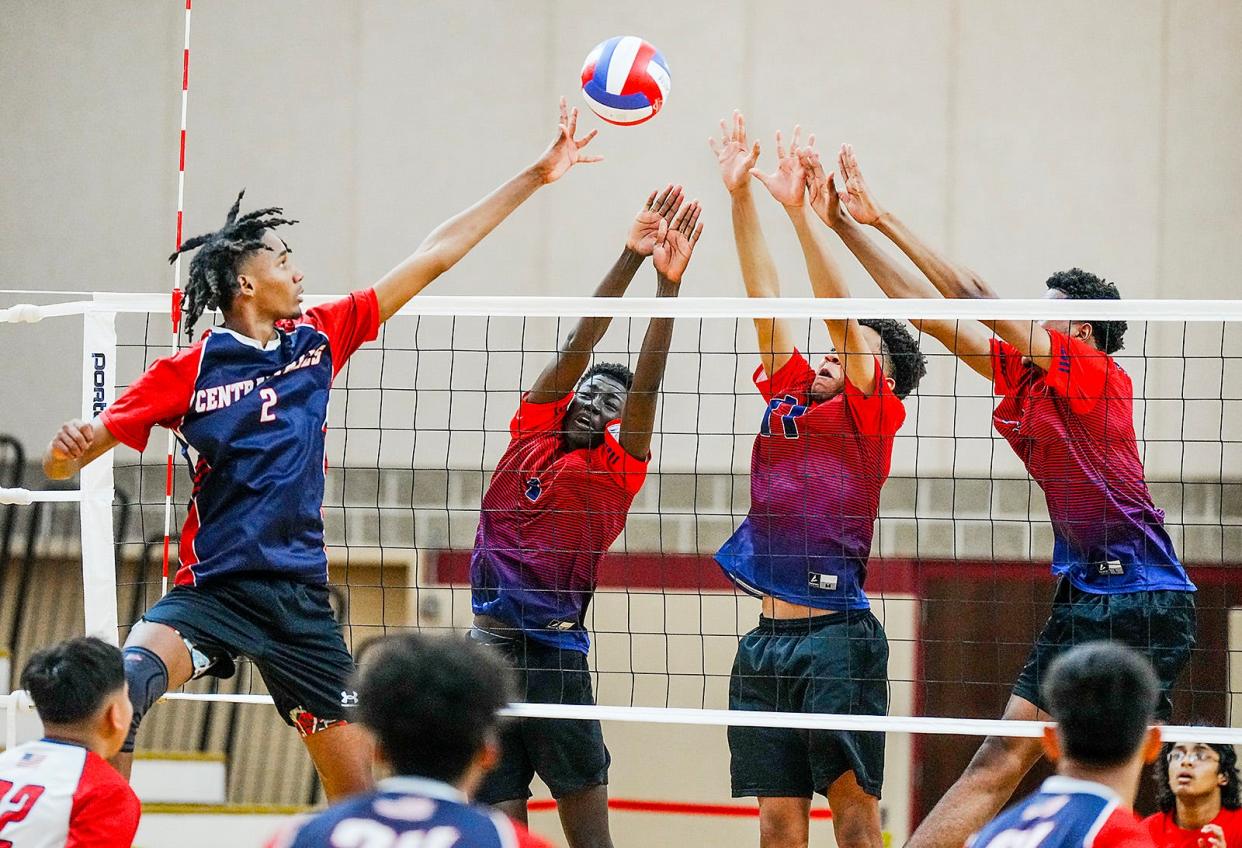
[356,632,514,794]
[1154,739,1240,820]
[21,637,133,759]
[561,363,634,451]
[1040,269,1128,356]
[170,191,303,338]
[807,318,925,403]
[1041,641,1163,805]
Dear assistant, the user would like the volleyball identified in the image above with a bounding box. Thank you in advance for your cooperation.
[579,35,671,126]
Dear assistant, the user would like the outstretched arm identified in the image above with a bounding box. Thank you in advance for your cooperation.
[837,144,1050,370]
[751,126,880,395]
[42,418,120,479]
[372,98,603,323]
[710,111,794,377]
[617,202,703,460]
[801,147,993,379]
[526,185,685,404]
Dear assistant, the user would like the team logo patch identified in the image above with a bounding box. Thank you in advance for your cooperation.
[525,476,543,502]
[289,707,348,738]
[761,394,808,439]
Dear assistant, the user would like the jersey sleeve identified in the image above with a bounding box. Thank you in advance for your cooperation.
[841,356,907,436]
[990,337,1029,397]
[67,755,141,847]
[1093,808,1158,848]
[1041,329,1112,415]
[754,349,815,403]
[514,822,555,848]
[510,393,573,440]
[589,419,650,495]
[303,289,381,376]
[99,344,202,451]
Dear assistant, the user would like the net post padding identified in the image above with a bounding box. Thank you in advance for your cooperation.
[80,308,118,643]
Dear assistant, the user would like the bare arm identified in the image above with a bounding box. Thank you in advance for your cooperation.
[372,98,603,323]
[618,203,703,459]
[800,147,993,379]
[710,112,794,376]
[837,144,1051,370]
[42,418,120,480]
[526,185,684,404]
[750,126,879,394]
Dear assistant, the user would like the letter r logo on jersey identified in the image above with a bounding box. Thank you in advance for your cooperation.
[760,394,808,439]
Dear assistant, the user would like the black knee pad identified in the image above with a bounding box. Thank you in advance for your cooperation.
[122,646,168,754]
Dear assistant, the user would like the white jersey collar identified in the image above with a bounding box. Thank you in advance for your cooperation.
[1041,775,1122,803]
[210,325,283,352]
[376,775,466,804]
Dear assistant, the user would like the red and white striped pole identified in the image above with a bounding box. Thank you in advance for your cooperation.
[161,0,192,595]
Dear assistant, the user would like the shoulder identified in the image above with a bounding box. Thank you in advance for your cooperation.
[75,751,138,805]
[1093,806,1155,848]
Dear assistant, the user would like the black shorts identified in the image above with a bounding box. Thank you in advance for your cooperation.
[1011,580,1196,721]
[143,575,357,736]
[728,610,888,800]
[470,628,609,803]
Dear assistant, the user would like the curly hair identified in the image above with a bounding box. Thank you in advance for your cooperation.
[579,361,634,392]
[169,190,298,337]
[1154,741,1241,814]
[859,318,927,399]
[1045,268,1127,355]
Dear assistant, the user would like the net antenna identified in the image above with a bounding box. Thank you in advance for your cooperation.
[160,0,194,596]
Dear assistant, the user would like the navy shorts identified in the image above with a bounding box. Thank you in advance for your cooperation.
[1012,580,1196,721]
[143,575,357,735]
[470,628,609,803]
[729,610,888,800]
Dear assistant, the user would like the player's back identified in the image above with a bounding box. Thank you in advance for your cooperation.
[280,776,549,848]
[0,737,140,848]
[971,777,1154,848]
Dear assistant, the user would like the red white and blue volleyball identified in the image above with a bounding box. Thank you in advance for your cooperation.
[580,36,671,126]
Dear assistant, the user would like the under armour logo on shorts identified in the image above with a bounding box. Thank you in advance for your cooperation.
[340,690,359,706]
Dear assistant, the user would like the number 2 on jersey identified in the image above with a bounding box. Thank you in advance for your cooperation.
[0,779,46,846]
[259,387,279,422]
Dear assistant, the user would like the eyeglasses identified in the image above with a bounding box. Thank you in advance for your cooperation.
[1167,749,1220,766]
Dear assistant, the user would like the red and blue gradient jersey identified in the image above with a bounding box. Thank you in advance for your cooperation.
[715,351,905,610]
[272,776,551,848]
[469,393,648,653]
[991,331,1194,594]
[969,776,1155,848]
[100,290,379,587]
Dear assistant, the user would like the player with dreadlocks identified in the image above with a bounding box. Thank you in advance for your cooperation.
[800,141,1196,848]
[42,98,601,800]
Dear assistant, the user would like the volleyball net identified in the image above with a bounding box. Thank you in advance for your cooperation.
[1,291,1241,811]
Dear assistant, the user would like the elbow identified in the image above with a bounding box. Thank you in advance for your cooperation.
[954,269,994,300]
[414,239,451,280]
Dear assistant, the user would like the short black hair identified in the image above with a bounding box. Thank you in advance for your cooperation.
[21,637,125,725]
[355,633,514,783]
[859,318,926,399]
[1042,641,1159,767]
[1045,268,1127,354]
[1154,740,1241,814]
[579,361,634,392]
[170,190,298,337]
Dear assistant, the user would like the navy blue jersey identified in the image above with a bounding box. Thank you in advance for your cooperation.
[101,290,379,586]
[271,776,551,848]
[970,777,1154,848]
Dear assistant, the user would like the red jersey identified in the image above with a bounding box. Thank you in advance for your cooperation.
[991,331,1192,594]
[99,291,379,586]
[715,350,905,609]
[469,392,648,652]
[0,738,140,848]
[1143,807,1242,848]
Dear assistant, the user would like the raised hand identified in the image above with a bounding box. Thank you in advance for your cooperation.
[837,143,885,225]
[750,126,811,207]
[653,200,704,283]
[533,97,603,184]
[627,184,685,256]
[800,146,845,229]
[708,111,760,194]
